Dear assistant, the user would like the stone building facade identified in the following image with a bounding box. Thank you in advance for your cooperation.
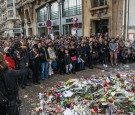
[0,0,21,37]
[83,0,124,37]
[15,0,82,37]
[0,0,127,38]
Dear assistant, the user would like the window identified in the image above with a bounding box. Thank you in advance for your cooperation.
[51,2,58,20]
[8,10,14,17]
[63,0,82,17]
[37,6,47,22]
[7,0,13,8]
[92,0,107,8]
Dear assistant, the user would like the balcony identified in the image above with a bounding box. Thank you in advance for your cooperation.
[28,0,36,3]
[22,0,35,5]
[90,5,109,11]
[8,14,14,18]
[15,2,22,10]
[3,17,7,21]
[7,3,13,8]
[63,5,82,17]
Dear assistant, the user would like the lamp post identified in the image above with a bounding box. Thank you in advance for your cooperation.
[123,0,127,40]
[57,0,63,36]
[57,0,61,35]
[127,0,130,39]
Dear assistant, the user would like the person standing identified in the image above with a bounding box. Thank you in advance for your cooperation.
[109,38,118,66]
[87,41,93,69]
[38,43,46,80]
[102,40,109,67]
[30,44,40,85]
[69,45,77,74]
[4,47,15,70]
[64,49,73,74]
[0,52,25,115]
[47,44,56,76]
[57,47,65,75]
[16,51,29,89]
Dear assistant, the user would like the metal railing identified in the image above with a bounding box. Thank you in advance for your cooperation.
[3,17,7,21]
[8,14,14,18]
[51,11,58,20]
[63,5,82,17]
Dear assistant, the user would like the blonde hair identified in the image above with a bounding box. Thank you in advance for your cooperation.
[0,52,8,71]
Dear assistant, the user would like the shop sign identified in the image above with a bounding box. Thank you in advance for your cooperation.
[66,18,73,23]
[66,18,78,23]
[39,23,46,27]
[13,28,21,33]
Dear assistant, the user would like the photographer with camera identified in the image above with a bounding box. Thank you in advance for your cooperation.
[4,47,15,70]
[0,52,26,115]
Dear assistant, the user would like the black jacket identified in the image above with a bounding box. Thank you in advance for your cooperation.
[69,48,77,57]
[0,68,25,102]
[38,47,46,62]
[29,50,40,64]
[64,54,72,65]
[58,50,65,61]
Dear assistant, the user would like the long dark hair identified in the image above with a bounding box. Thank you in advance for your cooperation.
[0,52,8,71]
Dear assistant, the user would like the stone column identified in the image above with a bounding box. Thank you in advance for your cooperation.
[60,1,63,35]
[46,3,50,20]
[58,0,61,35]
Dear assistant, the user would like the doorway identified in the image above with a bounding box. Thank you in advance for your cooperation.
[95,19,108,35]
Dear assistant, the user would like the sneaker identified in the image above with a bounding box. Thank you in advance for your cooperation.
[115,64,118,66]
[105,65,108,67]
[111,64,114,67]
[103,64,106,67]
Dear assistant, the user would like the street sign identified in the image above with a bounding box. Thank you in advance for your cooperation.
[72,18,78,22]
[74,22,79,28]
[13,28,21,33]
[46,20,52,28]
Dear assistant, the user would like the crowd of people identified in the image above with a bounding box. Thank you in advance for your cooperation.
[0,34,135,89]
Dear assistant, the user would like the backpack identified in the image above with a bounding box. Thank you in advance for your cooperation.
[0,71,9,106]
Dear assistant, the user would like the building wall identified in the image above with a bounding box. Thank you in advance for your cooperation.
[127,0,135,38]
[0,0,21,37]
[83,0,123,37]
[16,0,82,37]
[83,0,91,37]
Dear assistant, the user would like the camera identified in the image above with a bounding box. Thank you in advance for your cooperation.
[6,41,22,59]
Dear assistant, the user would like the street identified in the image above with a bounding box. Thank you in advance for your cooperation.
[19,63,135,115]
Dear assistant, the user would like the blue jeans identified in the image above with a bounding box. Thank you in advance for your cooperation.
[80,62,85,70]
[41,62,48,79]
